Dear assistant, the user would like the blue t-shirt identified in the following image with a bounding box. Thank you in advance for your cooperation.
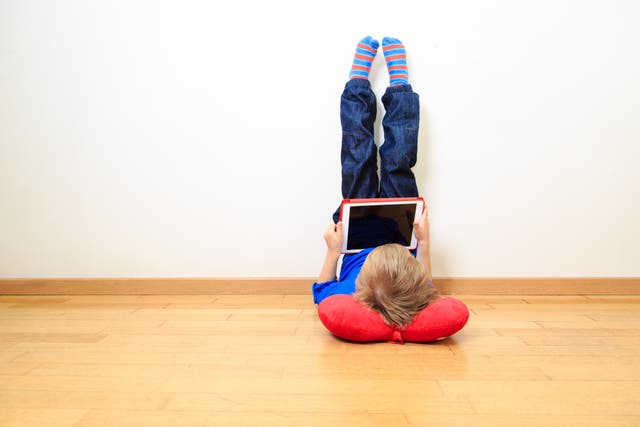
[311,248,374,304]
[312,247,423,304]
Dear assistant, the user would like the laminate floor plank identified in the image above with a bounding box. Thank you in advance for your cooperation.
[1,293,639,426]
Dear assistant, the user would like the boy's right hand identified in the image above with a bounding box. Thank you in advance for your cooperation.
[324,222,343,254]
[413,208,430,245]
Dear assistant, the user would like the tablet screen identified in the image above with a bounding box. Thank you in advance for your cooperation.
[346,203,417,251]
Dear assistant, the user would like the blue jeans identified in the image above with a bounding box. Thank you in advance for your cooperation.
[333,79,420,223]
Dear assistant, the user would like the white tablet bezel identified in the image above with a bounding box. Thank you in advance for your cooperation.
[339,197,425,254]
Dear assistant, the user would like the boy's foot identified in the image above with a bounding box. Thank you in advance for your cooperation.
[382,37,409,86]
[349,36,379,80]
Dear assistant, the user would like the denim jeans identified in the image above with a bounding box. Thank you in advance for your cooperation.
[333,78,420,223]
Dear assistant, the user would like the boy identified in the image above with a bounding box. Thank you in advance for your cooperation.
[313,36,438,328]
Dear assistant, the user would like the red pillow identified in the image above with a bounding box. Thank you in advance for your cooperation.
[317,295,469,343]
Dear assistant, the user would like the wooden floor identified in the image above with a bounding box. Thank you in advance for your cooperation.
[1,294,639,426]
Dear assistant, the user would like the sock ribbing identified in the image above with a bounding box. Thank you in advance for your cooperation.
[382,37,409,86]
[349,36,379,80]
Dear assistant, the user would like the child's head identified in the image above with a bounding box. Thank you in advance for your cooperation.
[354,243,438,328]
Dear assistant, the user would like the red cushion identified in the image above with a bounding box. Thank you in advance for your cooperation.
[317,295,469,343]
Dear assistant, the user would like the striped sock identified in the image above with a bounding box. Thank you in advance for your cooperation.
[382,37,409,86]
[349,36,379,80]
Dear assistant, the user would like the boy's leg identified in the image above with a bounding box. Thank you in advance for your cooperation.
[340,79,379,200]
[379,37,420,198]
[332,38,380,223]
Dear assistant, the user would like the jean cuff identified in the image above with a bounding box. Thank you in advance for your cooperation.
[344,78,372,90]
[384,83,413,95]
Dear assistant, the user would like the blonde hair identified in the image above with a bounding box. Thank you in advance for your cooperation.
[354,243,438,328]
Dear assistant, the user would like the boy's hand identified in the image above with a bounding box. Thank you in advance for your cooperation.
[318,222,343,283]
[413,208,430,245]
[324,222,343,254]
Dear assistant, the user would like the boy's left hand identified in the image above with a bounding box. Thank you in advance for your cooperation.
[324,222,343,253]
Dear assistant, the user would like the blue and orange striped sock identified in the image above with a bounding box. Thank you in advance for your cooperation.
[349,36,379,80]
[382,37,409,86]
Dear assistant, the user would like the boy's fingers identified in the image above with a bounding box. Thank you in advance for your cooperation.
[420,212,428,224]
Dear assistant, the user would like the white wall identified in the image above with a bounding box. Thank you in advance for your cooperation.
[1,0,639,278]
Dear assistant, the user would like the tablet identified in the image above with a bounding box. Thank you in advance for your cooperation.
[339,197,425,254]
